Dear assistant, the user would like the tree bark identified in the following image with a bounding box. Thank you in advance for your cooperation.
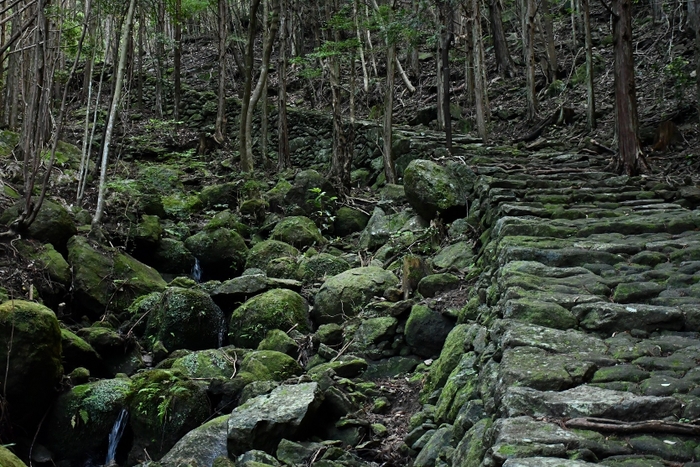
[154,2,165,117]
[524,0,538,120]
[612,0,647,175]
[383,41,397,184]
[173,0,181,120]
[489,0,515,78]
[277,0,291,171]
[437,0,453,150]
[541,0,558,82]
[92,0,137,226]
[214,0,228,143]
[239,0,261,172]
[470,0,490,140]
[582,0,596,129]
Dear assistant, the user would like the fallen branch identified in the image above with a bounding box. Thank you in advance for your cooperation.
[564,417,700,436]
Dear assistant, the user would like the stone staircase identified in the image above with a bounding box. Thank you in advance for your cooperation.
[413,149,700,467]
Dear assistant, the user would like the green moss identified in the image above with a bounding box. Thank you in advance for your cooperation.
[240,350,303,381]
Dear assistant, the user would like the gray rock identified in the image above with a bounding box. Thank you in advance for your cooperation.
[417,273,460,298]
[404,305,455,358]
[158,415,229,467]
[413,425,454,467]
[432,242,474,270]
[404,159,471,221]
[312,267,399,324]
[270,216,325,248]
[573,302,683,334]
[0,199,76,252]
[502,385,682,420]
[502,458,599,466]
[227,382,323,456]
[358,207,414,251]
[184,227,248,280]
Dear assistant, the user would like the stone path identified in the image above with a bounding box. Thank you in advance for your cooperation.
[412,149,700,467]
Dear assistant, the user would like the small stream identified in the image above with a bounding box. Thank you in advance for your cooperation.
[105,408,129,466]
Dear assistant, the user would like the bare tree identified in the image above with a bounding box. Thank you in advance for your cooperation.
[239,0,262,171]
[214,0,228,143]
[523,0,538,120]
[582,0,596,129]
[437,0,454,150]
[278,0,292,171]
[93,0,138,226]
[489,0,515,77]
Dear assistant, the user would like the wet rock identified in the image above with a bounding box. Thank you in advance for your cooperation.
[184,228,248,280]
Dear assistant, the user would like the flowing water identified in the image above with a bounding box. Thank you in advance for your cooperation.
[191,257,202,282]
[105,408,129,465]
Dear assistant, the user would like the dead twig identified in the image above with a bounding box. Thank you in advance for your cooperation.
[563,417,700,436]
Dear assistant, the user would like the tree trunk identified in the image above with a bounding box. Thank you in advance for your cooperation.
[214,0,228,143]
[541,0,558,82]
[239,0,261,172]
[383,41,397,184]
[154,2,165,117]
[437,0,453,150]
[489,0,516,78]
[244,0,280,168]
[612,0,647,175]
[524,0,538,120]
[582,0,596,129]
[92,0,137,226]
[136,4,144,109]
[173,0,181,120]
[470,0,490,140]
[277,0,291,171]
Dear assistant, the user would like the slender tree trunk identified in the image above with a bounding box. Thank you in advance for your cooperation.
[524,0,538,120]
[612,0,646,175]
[136,5,144,109]
[354,0,369,92]
[92,0,137,226]
[154,2,165,117]
[541,0,558,82]
[470,0,489,140]
[489,0,516,78]
[437,0,454,151]
[384,41,397,184]
[173,0,181,120]
[278,0,291,171]
[239,0,261,171]
[215,0,228,143]
[582,0,596,129]
[244,0,280,167]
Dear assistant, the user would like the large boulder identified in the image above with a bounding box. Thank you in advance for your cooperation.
[199,182,240,209]
[68,236,166,318]
[357,208,417,251]
[132,287,226,352]
[227,382,324,456]
[60,328,105,376]
[229,289,310,348]
[284,169,336,216]
[334,206,370,236]
[270,216,325,248]
[127,369,211,464]
[0,300,63,431]
[246,240,300,271]
[312,267,399,324]
[404,304,455,358]
[240,350,303,381]
[43,378,132,464]
[170,348,239,379]
[158,415,229,467]
[0,446,27,467]
[152,238,196,275]
[296,253,350,284]
[184,228,248,281]
[14,240,70,308]
[0,199,76,252]
[403,160,473,221]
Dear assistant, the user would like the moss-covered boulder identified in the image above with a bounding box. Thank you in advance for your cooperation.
[127,369,211,464]
[133,287,225,352]
[417,273,461,298]
[170,348,239,379]
[240,350,303,381]
[349,317,399,360]
[14,240,70,307]
[132,214,163,257]
[68,236,167,318]
[312,267,399,324]
[270,216,325,248]
[152,238,196,275]
[199,182,240,209]
[157,415,230,467]
[0,446,27,467]
[403,160,472,221]
[229,289,310,348]
[60,327,104,376]
[334,207,370,237]
[404,304,455,358]
[184,228,248,281]
[75,326,144,376]
[264,179,293,213]
[285,169,337,216]
[0,199,76,252]
[358,208,414,251]
[258,329,299,357]
[246,240,300,272]
[43,378,132,463]
[296,253,350,284]
[0,300,62,431]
